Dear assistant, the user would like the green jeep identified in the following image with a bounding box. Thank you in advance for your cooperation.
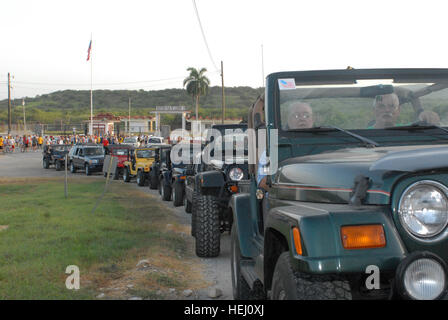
[231,68,448,300]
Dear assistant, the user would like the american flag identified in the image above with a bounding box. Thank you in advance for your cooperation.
[86,40,92,61]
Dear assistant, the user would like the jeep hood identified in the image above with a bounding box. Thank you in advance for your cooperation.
[85,155,104,160]
[53,150,69,156]
[274,144,448,205]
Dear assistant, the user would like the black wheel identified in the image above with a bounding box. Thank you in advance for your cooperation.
[85,164,91,176]
[185,195,192,214]
[172,181,184,207]
[149,171,158,189]
[123,167,131,182]
[113,168,120,180]
[103,172,107,178]
[70,162,76,173]
[195,194,221,258]
[191,191,199,236]
[231,222,253,299]
[271,252,352,300]
[43,158,50,169]
[55,161,62,171]
[137,170,146,186]
[160,180,172,201]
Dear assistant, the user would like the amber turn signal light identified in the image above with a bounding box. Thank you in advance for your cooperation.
[229,185,238,193]
[341,225,386,249]
[292,227,303,256]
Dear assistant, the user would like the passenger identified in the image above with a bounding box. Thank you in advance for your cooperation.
[419,110,441,126]
[372,93,400,128]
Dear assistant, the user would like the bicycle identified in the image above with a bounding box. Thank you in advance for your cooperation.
[4,144,13,153]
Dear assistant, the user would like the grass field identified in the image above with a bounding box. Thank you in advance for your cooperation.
[0,178,207,299]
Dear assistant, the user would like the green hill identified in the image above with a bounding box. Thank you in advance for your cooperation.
[0,86,264,126]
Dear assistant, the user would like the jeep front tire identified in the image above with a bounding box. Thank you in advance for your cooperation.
[160,180,172,201]
[70,162,76,173]
[123,167,131,182]
[271,252,352,300]
[137,170,146,186]
[195,194,221,258]
[43,158,50,169]
[85,164,91,176]
[149,170,158,190]
[172,181,184,207]
[190,191,199,235]
[113,168,120,180]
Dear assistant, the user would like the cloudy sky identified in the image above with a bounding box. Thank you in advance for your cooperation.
[1,0,448,100]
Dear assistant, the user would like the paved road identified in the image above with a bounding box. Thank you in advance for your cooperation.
[0,150,67,177]
[0,151,233,300]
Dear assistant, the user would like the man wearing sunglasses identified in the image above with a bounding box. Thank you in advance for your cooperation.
[285,102,314,130]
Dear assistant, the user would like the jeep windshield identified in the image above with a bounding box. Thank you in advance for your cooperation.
[123,137,138,144]
[214,133,248,153]
[52,145,71,152]
[112,149,128,156]
[136,149,155,158]
[84,147,103,156]
[279,77,448,134]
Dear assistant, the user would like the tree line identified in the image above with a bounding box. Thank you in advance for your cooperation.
[0,86,263,126]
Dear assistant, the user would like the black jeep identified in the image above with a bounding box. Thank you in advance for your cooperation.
[158,142,197,206]
[42,144,72,171]
[68,144,105,176]
[185,123,248,258]
[147,144,172,194]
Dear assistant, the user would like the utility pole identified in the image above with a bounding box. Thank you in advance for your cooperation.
[221,61,225,124]
[128,97,131,136]
[22,99,26,133]
[7,73,11,135]
[261,44,265,87]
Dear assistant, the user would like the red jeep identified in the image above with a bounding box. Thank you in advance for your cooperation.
[104,144,133,180]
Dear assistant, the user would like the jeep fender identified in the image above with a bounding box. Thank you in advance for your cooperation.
[229,193,259,258]
[266,203,407,274]
[197,171,225,189]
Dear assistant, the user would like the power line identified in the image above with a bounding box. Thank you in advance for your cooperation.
[7,71,221,92]
[192,0,219,72]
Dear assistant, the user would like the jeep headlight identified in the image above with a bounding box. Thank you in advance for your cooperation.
[396,252,448,300]
[229,167,244,181]
[398,181,448,238]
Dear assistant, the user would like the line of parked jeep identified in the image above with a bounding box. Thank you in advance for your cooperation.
[42,123,250,260]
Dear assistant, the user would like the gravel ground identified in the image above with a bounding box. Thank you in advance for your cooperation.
[0,151,233,300]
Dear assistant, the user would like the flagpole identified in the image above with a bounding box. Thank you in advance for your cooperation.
[90,34,93,136]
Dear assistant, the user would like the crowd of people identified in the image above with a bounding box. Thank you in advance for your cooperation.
[0,134,157,153]
[0,134,44,153]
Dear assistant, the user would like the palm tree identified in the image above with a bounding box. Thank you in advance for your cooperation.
[183,67,210,121]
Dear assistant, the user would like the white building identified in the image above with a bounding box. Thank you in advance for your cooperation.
[120,116,156,134]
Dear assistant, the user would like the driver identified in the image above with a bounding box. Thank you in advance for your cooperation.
[285,102,314,130]
[258,102,314,191]
[372,93,400,128]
